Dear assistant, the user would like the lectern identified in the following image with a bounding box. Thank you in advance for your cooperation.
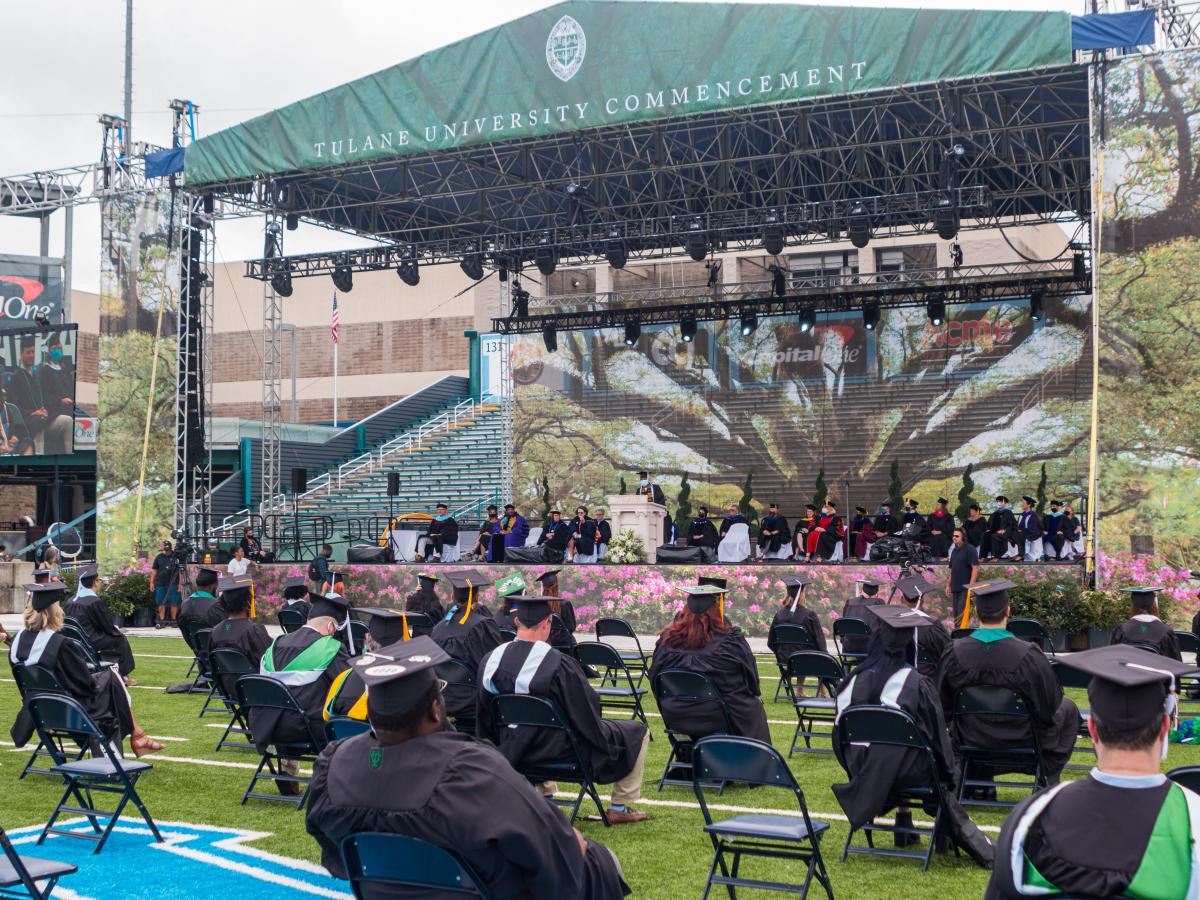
[607,494,669,559]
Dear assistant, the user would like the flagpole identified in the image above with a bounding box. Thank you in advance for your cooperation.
[333,339,339,428]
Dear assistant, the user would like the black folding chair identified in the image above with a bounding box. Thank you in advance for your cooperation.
[324,717,371,742]
[953,685,1045,808]
[403,612,435,638]
[64,636,104,673]
[595,616,653,686]
[787,651,845,756]
[0,821,77,900]
[277,607,306,634]
[207,647,256,752]
[1007,618,1055,656]
[692,736,834,899]
[487,693,610,826]
[436,658,478,733]
[345,619,370,655]
[1167,765,1200,794]
[1176,632,1200,706]
[652,669,734,793]
[10,664,87,779]
[832,618,870,671]
[573,641,651,731]
[235,675,325,809]
[498,628,517,643]
[59,620,92,651]
[770,624,818,702]
[340,832,490,898]
[193,628,225,718]
[835,705,950,871]
[1051,658,1096,771]
[27,695,163,854]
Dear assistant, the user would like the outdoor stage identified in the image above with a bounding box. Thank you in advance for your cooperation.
[206,560,1086,639]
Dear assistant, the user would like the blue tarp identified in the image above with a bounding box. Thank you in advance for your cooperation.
[145,146,185,179]
[1072,10,1156,50]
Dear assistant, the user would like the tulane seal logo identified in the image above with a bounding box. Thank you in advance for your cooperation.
[546,15,586,82]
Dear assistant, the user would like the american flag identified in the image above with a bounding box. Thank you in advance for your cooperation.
[331,295,340,344]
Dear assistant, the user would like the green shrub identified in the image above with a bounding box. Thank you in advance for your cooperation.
[101,570,152,617]
[1008,578,1085,634]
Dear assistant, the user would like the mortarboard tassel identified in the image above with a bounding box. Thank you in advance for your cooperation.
[458,579,474,625]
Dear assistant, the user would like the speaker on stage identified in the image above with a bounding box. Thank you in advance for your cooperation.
[291,467,308,494]
[655,545,711,564]
[387,472,400,496]
[347,544,394,564]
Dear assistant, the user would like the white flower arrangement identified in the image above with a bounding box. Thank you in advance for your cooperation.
[605,529,646,564]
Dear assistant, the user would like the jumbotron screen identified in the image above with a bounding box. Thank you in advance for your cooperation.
[0,325,78,457]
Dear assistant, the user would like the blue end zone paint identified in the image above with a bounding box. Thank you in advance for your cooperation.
[7,818,351,899]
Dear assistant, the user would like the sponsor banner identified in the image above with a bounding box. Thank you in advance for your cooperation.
[0,258,64,330]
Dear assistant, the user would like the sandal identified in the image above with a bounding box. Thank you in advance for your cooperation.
[131,735,165,758]
[124,677,138,687]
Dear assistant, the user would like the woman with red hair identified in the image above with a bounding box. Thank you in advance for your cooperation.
[648,584,771,743]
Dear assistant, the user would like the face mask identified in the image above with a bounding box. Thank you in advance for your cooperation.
[49,348,63,362]
[435,514,448,521]
[698,513,707,519]
[639,480,649,488]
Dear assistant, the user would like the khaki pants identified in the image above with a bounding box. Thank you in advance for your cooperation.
[610,730,650,806]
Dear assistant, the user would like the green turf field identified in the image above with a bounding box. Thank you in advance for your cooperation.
[2,637,1196,899]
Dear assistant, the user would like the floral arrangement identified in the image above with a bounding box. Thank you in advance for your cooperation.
[604,529,646,564]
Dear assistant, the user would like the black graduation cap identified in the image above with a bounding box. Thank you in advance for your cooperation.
[856,577,881,596]
[356,608,412,645]
[217,574,254,610]
[355,636,450,717]
[1050,499,1062,507]
[637,470,649,478]
[31,569,50,584]
[782,573,811,592]
[416,571,439,584]
[445,569,490,598]
[1121,586,1162,610]
[969,579,1018,619]
[936,497,949,506]
[283,575,308,599]
[1059,645,1199,734]
[310,591,351,621]
[804,504,817,512]
[217,574,253,595]
[866,604,935,631]
[698,575,728,590]
[535,569,561,586]
[995,495,1009,503]
[194,567,219,588]
[1021,495,1036,505]
[684,583,727,617]
[512,595,554,626]
[895,574,935,602]
[26,582,66,611]
[76,562,98,582]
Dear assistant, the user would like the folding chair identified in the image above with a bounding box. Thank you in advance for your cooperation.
[437,658,478,733]
[325,717,371,742]
[207,647,256,752]
[573,641,651,731]
[346,620,369,655]
[1007,618,1056,656]
[652,669,734,793]
[59,620,92,651]
[770,624,818,702]
[953,685,1045,808]
[63,636,104,673]
[0,821,77,900]
[1167,765,1200,794]
[27,695,163,855]
[1175,631,1200,707]
[277,607,306,634]
[549,614,575,654]
[1051,659,1096,772]
[832,618,870,671]
[692,736,834,899]
[498,627,517,643]
[487,693,610,826]
[340,832,490,898]
[10,664,87,780]
[594,617,653,686]
[835,705,950,871]
[236,675,325,809]
[193,628,224,717]
[787,651,844,756]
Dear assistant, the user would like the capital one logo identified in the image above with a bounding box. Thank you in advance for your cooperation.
[546,15,586,82]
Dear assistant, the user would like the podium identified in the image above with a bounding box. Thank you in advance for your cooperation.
[607,494,669,559]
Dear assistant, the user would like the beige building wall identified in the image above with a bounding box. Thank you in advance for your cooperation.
[71,287,99,414]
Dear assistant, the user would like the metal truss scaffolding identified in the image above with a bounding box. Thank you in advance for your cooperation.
[261,217,285,514]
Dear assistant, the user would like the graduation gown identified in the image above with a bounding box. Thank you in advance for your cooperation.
[538,521,572,557]
[1017,510,1043,547]
[61,589,136,677]
[1110,615,1183,660]
[793,516,815,552]
[986,507,1017,558]
[767,605,827,666]
[496,514,529,560]
[281,598,312,621]
[647,629,771,744]
[718,514,748,539]
[177,591,226,650]
[477,640,647,784]
[431,607,504,725]
[1041,513,1066,557]
[902,511,928,541]
[570,517,597,555]
[839,596,883,655]
[686,517,719,551]
[872,513,900,537]
[404,587,444,622]
[925,510,953,557]
[807,515,843,559]
[986,775,1200,899]
[306,729,628,900]
[757,514,790,554]
[209,617,272,698]
[935,629,1079,781]
[963,516,988,552]
[9,628,134,746]
[594,519,612,549]
[425,516,459,556]
[251,629,350,752]
[850,516,875,559]
[910,618,951,679]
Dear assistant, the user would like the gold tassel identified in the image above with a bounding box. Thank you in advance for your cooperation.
[959,588,972,630]
[401,612,411,642]
[250,583,256,619]
[458,579,474,624]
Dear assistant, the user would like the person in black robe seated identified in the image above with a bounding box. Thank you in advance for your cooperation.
[61,562,136,681]
[840,577,884,657]
[431,570,503,730]
[1109,586,1182,660]
[935,580,1080,791]
[962,504,988,554]
[718,504,748,540]
[649,584,771,744]
[279,575,312,622]
[537,510,572,562]
[894,575,950,679]
[756,502,790,559]
[467,505,500,560]
[792,504,817,559]
[832,604,994,865]
[256,592,352,794]
[538,569,577,650]
[477,596,650,824]
[767,573,827,664]
[902,498,928,542]
[422,503,459,561]
[1041,500,1067,560]
[849,507,874,560]
[404,571,444,622]
[686,506,720,555]
[985,496,1017,560]
[318,572,362,654]
[873,502,900,538]
[209,577,272,698]
[986,645,1200,898]
[306,636,630,898]
[177,566,226,651]
[1016,496,1043,562]
[9,582,164,757]
[567,506,598,563]
[925,498,953,559]
[324,608,413,722]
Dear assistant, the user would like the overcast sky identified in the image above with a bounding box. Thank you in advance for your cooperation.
[0,0,1083,293]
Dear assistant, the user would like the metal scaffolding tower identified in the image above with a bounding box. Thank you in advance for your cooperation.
[261,216,285,515]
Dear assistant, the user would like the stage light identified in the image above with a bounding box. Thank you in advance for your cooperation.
[932,192,959,241]
[762,212,785,255]
[535,234,557,276]
[460,253,484,281]
[624,321,641,346]
[771,265,786,299]
[202,193,215,215]
[1029,288,1044,320]
[605,233,627,270]
[542,323,558,352]
[285,212,299,231]
[1073,251,1086,280]
[862,300,880,330]
[741,312,758,336]
[332,257,353,293]
[512,286,530,318]
[270,262,293,298]
[846,201,871,249]
[680,316,697,343]
[798,307,816,333]
[398,258,420,287]
[686,219,709,262]
[926,295,946,326]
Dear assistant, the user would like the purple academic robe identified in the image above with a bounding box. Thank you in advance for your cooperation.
[490,514,529,561]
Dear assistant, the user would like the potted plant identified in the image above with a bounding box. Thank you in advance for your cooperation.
[605,529,646,564]
[101,570,154,628]
[1008,578,1087,651]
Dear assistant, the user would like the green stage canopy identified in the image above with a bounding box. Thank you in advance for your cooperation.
[185,1,1072,186]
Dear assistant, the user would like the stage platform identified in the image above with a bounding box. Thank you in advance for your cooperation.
[197,560,1085,639]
